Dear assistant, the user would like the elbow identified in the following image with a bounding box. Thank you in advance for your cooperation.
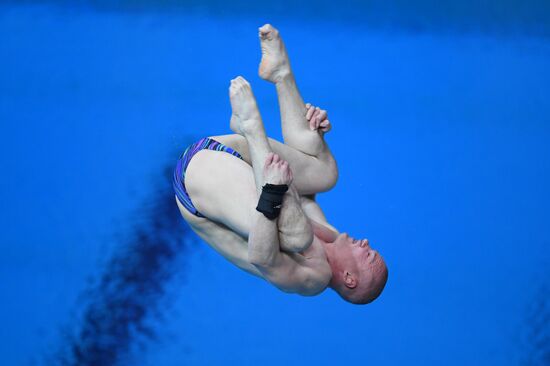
[248,250,273,268]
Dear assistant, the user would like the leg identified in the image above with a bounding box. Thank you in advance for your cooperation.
[258,24,335,163]
[185,148,311,253]
[229,76,313,252]
[213,133,337,195]
[228,25,338,195]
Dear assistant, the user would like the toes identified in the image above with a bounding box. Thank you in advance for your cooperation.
[236,75,247,84]
[229,81,237,95]
[272,154,280,163]
[318,109,328,121]
[259,24,273,32]
[230,76,252,95]
[259,24,279,40]
[259,23,274,34]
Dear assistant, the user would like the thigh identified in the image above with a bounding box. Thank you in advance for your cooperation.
[213,134,338,195]
[184,149,257,238]
[176,200,262,277]
[184,148,314,254]
[267,137,338,195]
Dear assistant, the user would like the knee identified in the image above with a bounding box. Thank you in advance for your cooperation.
[318,159,338,192]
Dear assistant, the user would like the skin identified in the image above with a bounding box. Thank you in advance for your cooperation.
[176,24,387,303]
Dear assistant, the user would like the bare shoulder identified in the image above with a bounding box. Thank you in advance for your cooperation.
[258,237,331,296]
[259,254,331,296]
[292,248,332,296]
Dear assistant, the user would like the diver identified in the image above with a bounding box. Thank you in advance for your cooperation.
[173,24,387,304]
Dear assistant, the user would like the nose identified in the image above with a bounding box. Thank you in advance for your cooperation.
[360,239,369,247]
[369,250,378,262]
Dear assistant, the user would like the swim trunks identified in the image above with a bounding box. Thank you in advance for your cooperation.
[173,137,243,217]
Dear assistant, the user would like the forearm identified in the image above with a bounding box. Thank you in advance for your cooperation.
[277,186,313,252]
[248,210,281,268]
[249,187,312,265]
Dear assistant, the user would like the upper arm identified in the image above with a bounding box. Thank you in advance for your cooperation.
[253,252,325,295]
[178,199,262,277]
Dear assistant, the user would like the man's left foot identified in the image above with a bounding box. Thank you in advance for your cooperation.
[229,76,263,136]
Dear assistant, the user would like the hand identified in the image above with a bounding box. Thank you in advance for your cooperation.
[305,103,331,133]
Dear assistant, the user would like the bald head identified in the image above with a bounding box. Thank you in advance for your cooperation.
[324,232,389,305]
[339,253,388,304]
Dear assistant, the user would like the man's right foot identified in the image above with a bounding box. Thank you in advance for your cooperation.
[263,153,293,186]
[229,76,263,136]
[258,24,291,83]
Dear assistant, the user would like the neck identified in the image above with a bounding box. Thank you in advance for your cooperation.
[310,219,339,242]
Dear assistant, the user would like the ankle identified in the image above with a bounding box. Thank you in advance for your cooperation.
[241,118,266,137]
[274,70,294,85]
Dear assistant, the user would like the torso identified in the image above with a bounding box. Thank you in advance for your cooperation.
[175,133,336,295]
[177,197,333,295]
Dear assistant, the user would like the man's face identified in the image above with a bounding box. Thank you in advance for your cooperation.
[328,232,387,303]
[331,233,380,272]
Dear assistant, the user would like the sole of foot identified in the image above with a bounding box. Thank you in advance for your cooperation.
[258,24,291,83]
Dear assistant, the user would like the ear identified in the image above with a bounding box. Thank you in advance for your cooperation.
[343,271,357,289]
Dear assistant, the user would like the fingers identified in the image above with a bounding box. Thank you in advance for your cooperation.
[320,119,331,133]
[280,160,293,184]
[305,103,330,132]
[265,152,275,166]
[317,109,327,121]
[312,109,321,130]
[306,104,315,120]
[320,119,330,130]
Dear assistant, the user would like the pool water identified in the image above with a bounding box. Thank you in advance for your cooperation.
[0,3,549,365]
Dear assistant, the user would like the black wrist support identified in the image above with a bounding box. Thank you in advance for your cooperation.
[256,183,289,220]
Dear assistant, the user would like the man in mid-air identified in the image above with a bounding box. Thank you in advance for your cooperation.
[173,24,387,304]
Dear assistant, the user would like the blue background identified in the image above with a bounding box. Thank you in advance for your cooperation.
[0,1,549,365]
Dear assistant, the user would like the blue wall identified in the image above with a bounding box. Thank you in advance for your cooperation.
[0,2,549,365]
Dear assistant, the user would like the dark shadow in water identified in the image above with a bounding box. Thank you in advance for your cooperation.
[48,147,194,365]
[522,277,550,366]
